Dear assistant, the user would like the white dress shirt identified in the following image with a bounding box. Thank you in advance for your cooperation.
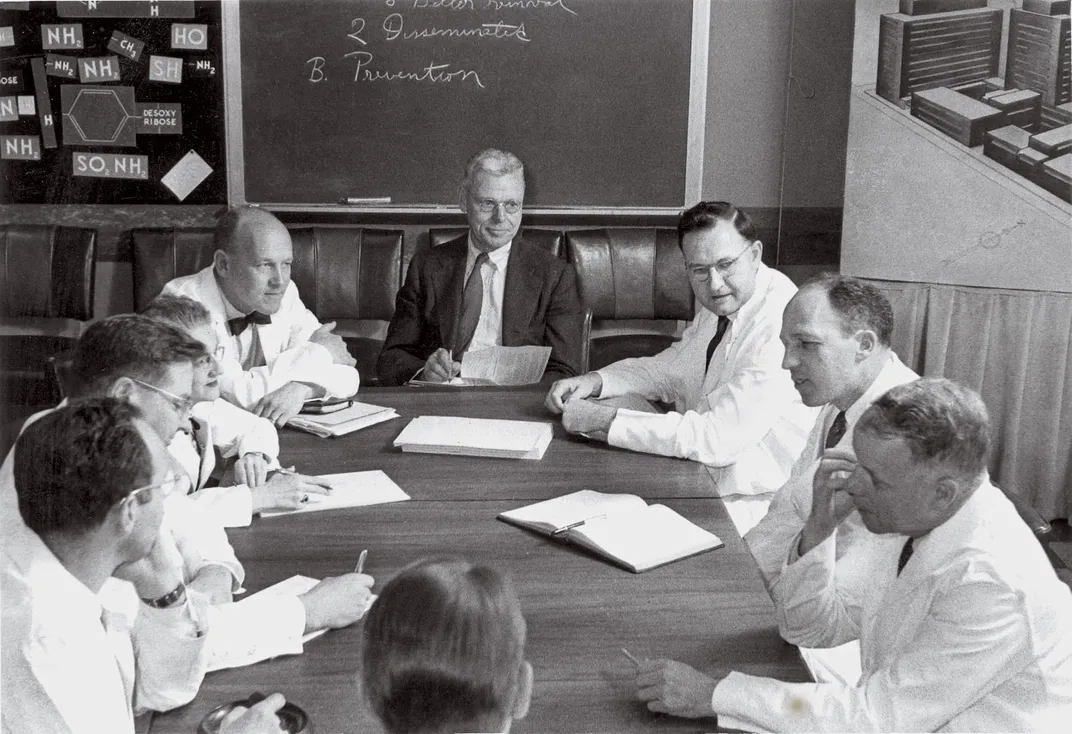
[2,528,210,734]
[464,237,511,353]
[163,267,360,408]
[596,263,818,496]
[168,398,281,528]
[713,481,1072,732]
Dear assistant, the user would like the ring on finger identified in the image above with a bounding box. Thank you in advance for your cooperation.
[301,494,309,503]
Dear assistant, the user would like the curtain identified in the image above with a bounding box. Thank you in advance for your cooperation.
[866,280,1072,520]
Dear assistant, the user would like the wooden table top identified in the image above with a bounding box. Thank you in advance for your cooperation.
[150,387,809,734]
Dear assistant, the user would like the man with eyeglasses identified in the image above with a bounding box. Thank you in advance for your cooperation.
[546,201,816,507]
[377,148,584,386]
[163,205,359,427]
[1,399,292,733]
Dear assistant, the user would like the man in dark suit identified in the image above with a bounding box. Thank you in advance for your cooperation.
[377,149,584,386]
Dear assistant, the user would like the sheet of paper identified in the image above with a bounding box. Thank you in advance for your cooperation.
[161,149,212,201]
[206,575,378,672]
[460,345,551,385]
[393,416,552,458]
[259,470,409,517]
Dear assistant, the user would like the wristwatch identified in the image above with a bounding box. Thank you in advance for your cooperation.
[141,581,187,609]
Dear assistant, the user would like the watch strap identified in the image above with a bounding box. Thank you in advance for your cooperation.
[141,581,187,609]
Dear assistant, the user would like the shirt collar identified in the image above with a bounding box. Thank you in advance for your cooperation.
[466,235,512,271]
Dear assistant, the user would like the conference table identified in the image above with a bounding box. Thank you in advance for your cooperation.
[150,386,810,733]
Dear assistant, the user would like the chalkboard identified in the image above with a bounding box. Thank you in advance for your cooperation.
[231,0,706,210]
[0,1,225,205]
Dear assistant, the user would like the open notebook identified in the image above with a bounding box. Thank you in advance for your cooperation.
[393,416,553,460]
[498,490,723,573]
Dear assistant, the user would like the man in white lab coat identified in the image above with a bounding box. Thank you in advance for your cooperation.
[630,378,1072,731]
[163,206,359,426]
[546,201,816,501]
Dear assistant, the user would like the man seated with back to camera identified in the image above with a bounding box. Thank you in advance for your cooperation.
[1,399,288,734]
[377,148,584,386]
[629,379,1072,731]
[143,294,334,527]
[361,558,533,734]
[163,206,358,427]
[545,200,816,515]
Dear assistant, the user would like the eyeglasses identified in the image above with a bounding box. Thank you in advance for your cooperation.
[686,243,754,281]
[473,199,522,215]
[198,344,225,364]
[124,474,179,506]
[129,378,194,415]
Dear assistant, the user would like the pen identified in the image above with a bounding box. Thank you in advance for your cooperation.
[551,519,586,535]
[355,549,368,574]
[620,648,640,667]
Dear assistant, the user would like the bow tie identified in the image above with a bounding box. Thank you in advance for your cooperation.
[227,311,272,336]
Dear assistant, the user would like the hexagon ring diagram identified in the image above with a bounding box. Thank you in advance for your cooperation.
[61,85,138,147]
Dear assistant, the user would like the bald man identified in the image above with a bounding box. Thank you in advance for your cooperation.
[162,207,359,426]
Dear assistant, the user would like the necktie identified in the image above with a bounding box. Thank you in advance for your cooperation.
[825,411,848,449]
[226,310,272,336]
[454,252,490,356]
[896,537,915,576]
[704,316,730,374]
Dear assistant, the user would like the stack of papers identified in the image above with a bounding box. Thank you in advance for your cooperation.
[393,416,553,460]
[287,401,398,437]
[260,470,410,517]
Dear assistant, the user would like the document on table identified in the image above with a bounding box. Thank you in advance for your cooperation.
[259,470,410,517]
[460,345,551,385]
[206,575,378,671]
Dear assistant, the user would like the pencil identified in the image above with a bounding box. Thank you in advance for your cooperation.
[355,549,368,574]
[620,647,640,667]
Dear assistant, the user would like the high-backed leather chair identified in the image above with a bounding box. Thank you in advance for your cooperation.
[131,226,404,384]
[565,228,694,371]
[0,225,96,405]
[288,227,403,385]
[131,228,216,310]
[428,227,565,258]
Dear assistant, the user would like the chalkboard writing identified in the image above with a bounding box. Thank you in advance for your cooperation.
[234,0,702,209]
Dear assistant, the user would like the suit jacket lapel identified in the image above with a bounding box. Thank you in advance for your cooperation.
[434,238,469,349]
[502,241,540,340]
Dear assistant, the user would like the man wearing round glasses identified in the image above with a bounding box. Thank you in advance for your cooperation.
[546,201,816,509]
[377,148,584,386]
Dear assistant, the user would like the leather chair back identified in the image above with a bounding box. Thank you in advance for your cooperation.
[289,227,402,322]
[565,228,693,370]
[1,225,97,404]
[131,228,216,311]
[428,227,565,259]
[1,225,96,319]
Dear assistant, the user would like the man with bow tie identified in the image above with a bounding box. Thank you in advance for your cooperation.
[628,379,1072,731]
[162,206,359,426]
